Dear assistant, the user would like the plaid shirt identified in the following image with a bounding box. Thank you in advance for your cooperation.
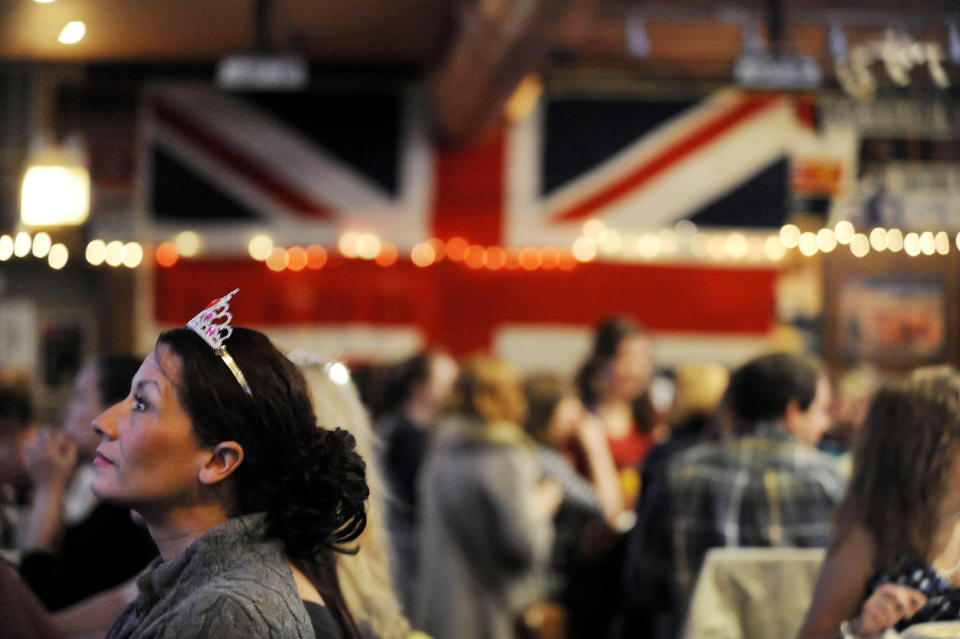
[626,421,847,621]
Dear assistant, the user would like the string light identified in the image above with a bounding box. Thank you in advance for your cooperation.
[445,237,469,262]
[674,220,697,242]
[306,245,328,270]
[725,232,748,259]
[464,245,485,269]
[265,247,288,272]
[817,228,837,253]
[519,247,542,271]
[707,234,727,260]
[504,248,521,270]
[286,247,308,271]
[834,221,855,245]
[572,237,597,262]
[779,224,801,249]
[689,234,709,258]
[248,234,273,261]
[637,234,661,259]
[174,231,200,257]
[47,244,68,269]
[919,231,936,256]
[904,232,921,256]
[156,242,179,267]
[23,221,960,277]
[122,242,143,268]
[850,233,870,258]
[868,227,887,251]
[14,232,31,257]
[887,228,904,252]
[86,239,106,265]
[485,246,506,270]
[657,229,678,255]
[935,232,950,255]
[427,238,447,261]
[338,231,360,258]
[0,235,13,261]
[764,236,786,261]
[411,242,436,267]
[31,232,52,259]
[104,240,124,267]
[598,229,622,255]
[797,232,819,257]
[375,243,398,267]
[356,233,381,260]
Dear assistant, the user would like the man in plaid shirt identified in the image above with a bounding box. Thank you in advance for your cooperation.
[625,352,847,638]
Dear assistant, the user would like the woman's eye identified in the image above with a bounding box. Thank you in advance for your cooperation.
[132,396,148,412]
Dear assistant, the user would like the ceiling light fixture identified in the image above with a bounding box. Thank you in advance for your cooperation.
[20,139,90,227]
[58,21,86,45]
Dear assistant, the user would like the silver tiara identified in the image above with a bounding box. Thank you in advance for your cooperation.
[186,289,252,396]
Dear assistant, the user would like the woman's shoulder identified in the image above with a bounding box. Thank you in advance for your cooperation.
[168,541,310,630]
[159,589,314,639]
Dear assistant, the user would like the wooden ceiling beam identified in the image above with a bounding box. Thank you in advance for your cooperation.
[427,0,598,145]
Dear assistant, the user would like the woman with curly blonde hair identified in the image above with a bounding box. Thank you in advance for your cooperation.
[295,354,411,639]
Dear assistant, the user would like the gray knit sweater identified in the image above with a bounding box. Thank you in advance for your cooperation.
[106,513,315,639]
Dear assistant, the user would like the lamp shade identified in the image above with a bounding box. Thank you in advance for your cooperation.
[20,155,90,227]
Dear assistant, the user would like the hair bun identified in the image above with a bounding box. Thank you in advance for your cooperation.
[271,427,369,559]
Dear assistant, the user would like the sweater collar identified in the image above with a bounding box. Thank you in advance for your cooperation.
[134,512,271,614]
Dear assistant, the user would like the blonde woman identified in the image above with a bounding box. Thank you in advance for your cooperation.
[293,352,411,639]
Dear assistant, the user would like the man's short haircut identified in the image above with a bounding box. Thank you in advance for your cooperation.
[727,352,822,422]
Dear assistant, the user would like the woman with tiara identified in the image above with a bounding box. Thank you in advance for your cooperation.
[93,290,369,639]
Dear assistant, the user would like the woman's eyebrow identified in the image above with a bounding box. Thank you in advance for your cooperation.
[134,379,161,395]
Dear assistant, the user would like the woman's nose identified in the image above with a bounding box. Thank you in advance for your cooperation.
[92,402,120,440]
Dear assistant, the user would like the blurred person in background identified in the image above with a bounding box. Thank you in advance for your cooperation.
[0,377,39,562]
[818,364,881,459]
[576,317,663,512]
[523,373,622,639]
[19,356,158,611]
[295,352,411,639]
[623,360,729,638]
[635,360,730,511]
[374,349,458,614]
[798,367,960,639]
[630,352,843,638]
[415,356,559,639]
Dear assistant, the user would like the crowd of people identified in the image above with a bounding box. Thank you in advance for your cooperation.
[2,293,960,639]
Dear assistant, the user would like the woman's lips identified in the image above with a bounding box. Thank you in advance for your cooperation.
[93,452,113,466]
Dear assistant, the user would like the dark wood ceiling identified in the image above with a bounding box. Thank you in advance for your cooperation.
[2,0,956,68]
[2,0,958,143]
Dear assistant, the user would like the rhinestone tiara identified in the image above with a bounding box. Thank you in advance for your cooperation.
[186,288,252,396]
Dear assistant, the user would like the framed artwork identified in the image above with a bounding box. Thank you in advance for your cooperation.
[835,275,946,364]
[825,248,959,372]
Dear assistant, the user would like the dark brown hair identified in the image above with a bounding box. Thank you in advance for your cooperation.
[835,366,960,573]
[575,316,655,432]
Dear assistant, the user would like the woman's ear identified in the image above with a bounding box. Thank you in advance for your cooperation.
[198,441,245,485]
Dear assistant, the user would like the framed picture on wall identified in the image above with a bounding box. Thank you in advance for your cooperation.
[835,275,946,364]
[824,247,959,372]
